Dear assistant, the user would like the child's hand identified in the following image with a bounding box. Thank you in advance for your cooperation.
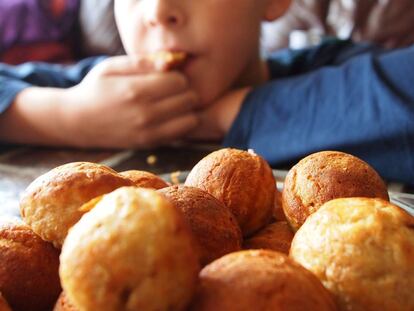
[189,87,251,141]
[62,55,200,148]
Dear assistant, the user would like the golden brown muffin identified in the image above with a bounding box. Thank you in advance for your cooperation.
[282,151,389,231]
[243,221,294,254]
[54,292,78,311]
[158,185,242,266]
[190,250,337,311]
[0,220,61,311]
[0,293,11,311]
[185,148,275,237]
[290,197,414,311]
[119,170,169,189]
[60,187,200,311]
[20,161,133,247]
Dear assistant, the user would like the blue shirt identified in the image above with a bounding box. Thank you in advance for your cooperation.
[0,41,413,184]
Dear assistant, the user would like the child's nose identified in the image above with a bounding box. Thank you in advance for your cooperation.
[144,0,185,28]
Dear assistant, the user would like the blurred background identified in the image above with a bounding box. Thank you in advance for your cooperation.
[2,0,414,65]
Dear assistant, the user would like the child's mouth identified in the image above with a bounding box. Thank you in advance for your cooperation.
[147,50,198,74]
[147,51,191,71]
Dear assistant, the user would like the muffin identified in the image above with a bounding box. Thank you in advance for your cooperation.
[158,185,242,266]
[185,148,275,237]
[0,220,61,311]
[243,221,294,254]
[282,151,389,231]
[0,293,11,311]
[273,189,286,221]
[60,187,199,311]
[290,197,414,311]
[119,170,169,189]
[54,292,78,311]
[20,162,133,247]
[190,250,337,311]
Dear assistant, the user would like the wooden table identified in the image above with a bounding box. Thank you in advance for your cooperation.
[0,143,222,218]
[1,143,413,219]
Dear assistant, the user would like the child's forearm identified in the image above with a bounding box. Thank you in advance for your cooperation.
[0,87,75,146]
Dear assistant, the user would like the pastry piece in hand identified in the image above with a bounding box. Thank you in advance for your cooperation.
[282,151,389,231]
[60,187,199,311]
[147,51,188,71]
[54,292,78,311]
[20,162,133,248]
[0,220,61,311]
[158,185,242,266]
[185,148,275,237]
[190,250,337,311]
[290,197,414,311]
[243,221,294,255]
[119,170,169,189]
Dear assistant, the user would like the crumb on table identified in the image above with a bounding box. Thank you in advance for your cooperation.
[146,155,158,166]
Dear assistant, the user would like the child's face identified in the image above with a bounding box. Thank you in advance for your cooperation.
[115,0,284,105]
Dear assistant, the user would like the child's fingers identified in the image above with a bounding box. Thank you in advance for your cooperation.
[97,55,157,75]
[144,90,200,125]
[128,71,190,100]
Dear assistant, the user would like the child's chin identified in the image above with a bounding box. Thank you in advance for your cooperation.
[197,82,232,106]
[198,92,221,107]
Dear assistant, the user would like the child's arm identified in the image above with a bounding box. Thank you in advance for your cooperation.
[0,56,200,148]
[0,57,104,146]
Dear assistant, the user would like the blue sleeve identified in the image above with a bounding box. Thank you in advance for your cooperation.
[0,56,107,114]
[224,46,414,185]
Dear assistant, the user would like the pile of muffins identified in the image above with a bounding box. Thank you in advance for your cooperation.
[1,149,413,311]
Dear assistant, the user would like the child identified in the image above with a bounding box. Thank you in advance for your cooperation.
[0,0,413,185]
[0,0,291,148]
